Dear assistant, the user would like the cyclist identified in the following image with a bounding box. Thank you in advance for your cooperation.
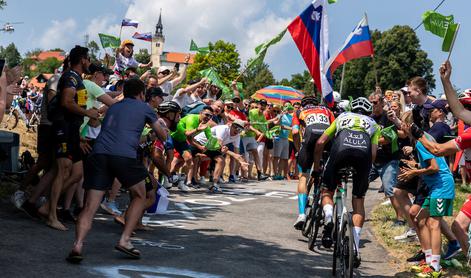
[292,95,335,230]
[313,97,380,267]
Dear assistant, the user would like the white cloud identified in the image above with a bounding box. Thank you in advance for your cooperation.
[37,18,78,50]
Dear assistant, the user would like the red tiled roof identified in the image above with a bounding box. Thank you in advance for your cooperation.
[35,51,65,61]
[161,52,195,64]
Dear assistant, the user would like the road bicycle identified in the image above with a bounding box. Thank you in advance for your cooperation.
[302,171,324,251]
[332,167,357,278]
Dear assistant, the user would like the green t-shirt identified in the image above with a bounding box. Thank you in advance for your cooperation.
[246,109,268,138]
[80,80,105,138]
[323,112,381,145]
[171,114,208,142]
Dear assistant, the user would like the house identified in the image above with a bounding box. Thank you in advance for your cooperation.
[159,52,195,68]
[30,51,66,62]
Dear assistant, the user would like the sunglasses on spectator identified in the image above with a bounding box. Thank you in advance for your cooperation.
[226,106,233,110]
[234,125,244,132]
[202,113,213,118]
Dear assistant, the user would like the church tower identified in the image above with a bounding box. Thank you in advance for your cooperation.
[151,9,165,68]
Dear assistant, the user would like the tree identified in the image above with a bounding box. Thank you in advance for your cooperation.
[187,40,241,85]
[0,43,22,68]
[241,62,275,99]
[331,25,435,99]
[35,57,62,74]
[0,0,6,9]
[284,70,316,96]
[134,48,150,64]
[86,41,100,62]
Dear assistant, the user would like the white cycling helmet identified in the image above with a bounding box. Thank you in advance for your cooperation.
[333,91,341,103]
[350,97,372,115]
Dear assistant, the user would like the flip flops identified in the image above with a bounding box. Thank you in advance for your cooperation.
[66,251,83,264]
[115,245,141,259]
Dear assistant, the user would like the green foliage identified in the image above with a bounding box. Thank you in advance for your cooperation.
[0,0,6,9]
[241,62,275,99]
[35,57,62,74]
[25,48,42,58]
[134,48,150,64]
[87,41,100,63]
[331,25,435,99]
[187,40,241,85]
[0,43,22,68]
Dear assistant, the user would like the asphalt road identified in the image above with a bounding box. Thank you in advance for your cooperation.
[0,179,399,278]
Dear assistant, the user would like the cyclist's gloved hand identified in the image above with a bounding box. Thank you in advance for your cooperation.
[168,174,180,185]
[410,123,424,139]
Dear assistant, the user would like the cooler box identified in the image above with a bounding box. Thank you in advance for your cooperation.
[0,131,20,172]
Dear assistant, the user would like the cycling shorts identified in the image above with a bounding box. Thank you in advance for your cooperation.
[323,129,372,198]
[297,124,330,173]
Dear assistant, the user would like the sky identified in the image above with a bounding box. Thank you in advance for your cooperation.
[0,0,469,95]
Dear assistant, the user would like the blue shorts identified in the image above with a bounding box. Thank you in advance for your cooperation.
[164,136,174,151]
[369,160,399,198]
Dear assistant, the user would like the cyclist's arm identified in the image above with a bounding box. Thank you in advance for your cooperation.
[417,136,459,157]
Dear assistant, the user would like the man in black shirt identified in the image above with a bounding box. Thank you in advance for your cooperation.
[40,45,99,231]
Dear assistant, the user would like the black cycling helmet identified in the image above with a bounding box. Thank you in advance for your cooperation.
[158,101,181,114]
[301,95,319,107]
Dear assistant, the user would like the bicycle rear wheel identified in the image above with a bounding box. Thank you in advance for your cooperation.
[308,187,323,250]
[302,176,316,237]
[339,213,354,278]
[331,202,339,276]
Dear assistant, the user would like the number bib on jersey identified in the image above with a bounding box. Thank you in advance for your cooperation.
[304,113,330,126]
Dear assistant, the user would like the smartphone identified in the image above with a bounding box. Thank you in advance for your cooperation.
[174,63,180,71]
[0,59,5,76]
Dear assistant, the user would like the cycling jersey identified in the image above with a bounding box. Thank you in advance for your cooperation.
[293,105,335,173]
[324,112,380,145]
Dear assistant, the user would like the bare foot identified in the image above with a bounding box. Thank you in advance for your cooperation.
[47,219,68,231]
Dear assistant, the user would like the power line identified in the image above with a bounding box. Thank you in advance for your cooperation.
[413,0,447,31]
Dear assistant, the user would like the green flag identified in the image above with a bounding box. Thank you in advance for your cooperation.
[98,33,121,49]
[246,29,287,70]
[189,39,210,54]
[422,11,454,38]
[199,68,231,99]
[328,0,337,3]
[442,22,459,52]
[381,125,399,153]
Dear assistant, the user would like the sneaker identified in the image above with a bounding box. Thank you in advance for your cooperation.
[407,250,426,264]
[20,201,39,219]
[392,219,407,227]
[191,179,200,189]
[322,221,334,248]
[208,184,222,193]
[178,181,191,193]
[258,173,269,181]
[228,175,236,183]
[443,241,461,260]
[11,190,26,209]
[199,176,207,186]
[394,228,417,241]
[100,200,122,216]
[162,176,172,189]
[293,214,306,230]
[415,265,442,278]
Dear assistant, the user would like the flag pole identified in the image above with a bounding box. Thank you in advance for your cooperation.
[364,12,379,88]
[446,23,460,61]
[339,63,346,95]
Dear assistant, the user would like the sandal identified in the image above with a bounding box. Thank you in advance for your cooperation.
[66,251,83,264]
[115,244,141,259]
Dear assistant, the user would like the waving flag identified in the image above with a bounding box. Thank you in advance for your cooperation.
[189,39,210,54]
[132,32,152,42]
[324,16,374,76]
[121,18,139,28]
[246,29,287,70]
[98,33,121,49]
[288,0,333,106]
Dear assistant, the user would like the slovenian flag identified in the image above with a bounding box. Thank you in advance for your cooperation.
[132,32,152,42]
[122,18,139,28]
[324,16,374,76]
[288,0,333,107]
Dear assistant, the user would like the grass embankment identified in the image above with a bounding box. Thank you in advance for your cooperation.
[371,184,471,277]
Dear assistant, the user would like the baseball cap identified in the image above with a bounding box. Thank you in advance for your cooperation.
[147,87,168,97]
[424,99,448,113]
[158,66,171,74]
[232,119,246,129]
[89,63,114,75]
[259,99,268,106]
[121,39,134,47]
[224,100,234,105]
[400,86,409,93]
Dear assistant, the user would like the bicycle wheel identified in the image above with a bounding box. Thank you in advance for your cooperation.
[302,176,316,237]
[331,202,339,276]
[2,110,19,129]
[309,196,323,251]
[339,213,354,278]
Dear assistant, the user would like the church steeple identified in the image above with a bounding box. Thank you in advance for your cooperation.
[155,9,164,41]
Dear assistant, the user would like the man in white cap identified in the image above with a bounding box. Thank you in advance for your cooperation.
[158,55,190,101]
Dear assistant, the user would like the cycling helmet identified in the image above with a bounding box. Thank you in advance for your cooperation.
[350,97,372,115]
[158,101,181,114]
[333,91,341,103]
[301,95,319,107]
[458,91,471,107]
